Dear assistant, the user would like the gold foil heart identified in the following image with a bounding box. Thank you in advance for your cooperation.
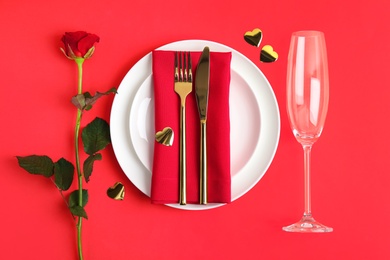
[244,28,263,47]
[155,127,174,146]
[260,45,278,63]
[107,182,125,200]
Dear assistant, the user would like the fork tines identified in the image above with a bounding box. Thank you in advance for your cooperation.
[175,51,192,83]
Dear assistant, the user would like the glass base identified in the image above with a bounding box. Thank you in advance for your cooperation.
[282,215,333,233]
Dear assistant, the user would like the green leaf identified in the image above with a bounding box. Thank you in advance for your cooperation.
[83,153,102,183]
[82,117,111,155]
[54,158,74,191]
[16,155,54,177]
[101,87,117,95]
[71,94,86,110]
[69,205,88,219]
[68,189,89,208]
[85,88,117,111]
[71,88,117,111]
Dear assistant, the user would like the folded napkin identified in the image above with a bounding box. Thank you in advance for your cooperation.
[151,50,232,204]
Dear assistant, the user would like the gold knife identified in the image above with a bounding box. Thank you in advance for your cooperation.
[195,47,210,204]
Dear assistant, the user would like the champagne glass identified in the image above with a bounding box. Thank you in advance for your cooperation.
[283,31,333,233]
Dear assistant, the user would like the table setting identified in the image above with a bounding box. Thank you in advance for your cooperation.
[110,39,280,210]
[2,0,390,259]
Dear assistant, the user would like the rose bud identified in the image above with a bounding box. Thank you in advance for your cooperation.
[60,31,100,60]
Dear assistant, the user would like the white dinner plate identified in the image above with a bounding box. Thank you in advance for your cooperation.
[110,40,280,210]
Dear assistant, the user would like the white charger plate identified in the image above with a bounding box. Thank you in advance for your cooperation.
[110,40,280,210]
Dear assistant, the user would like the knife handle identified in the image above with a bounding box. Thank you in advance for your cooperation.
[179,105,187,205]
[200,120,207,204]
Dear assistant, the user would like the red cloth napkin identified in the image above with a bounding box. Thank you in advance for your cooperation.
[151,50,232,204]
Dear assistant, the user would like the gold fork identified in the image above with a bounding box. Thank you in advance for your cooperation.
[174,51,192,205]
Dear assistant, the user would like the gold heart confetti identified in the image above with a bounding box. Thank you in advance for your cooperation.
[260,45,278,63]
[155,127,174,146]
[244,28,263,47]
[107,182,125,200]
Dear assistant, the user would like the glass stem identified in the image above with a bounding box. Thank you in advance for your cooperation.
[302,144,312,217]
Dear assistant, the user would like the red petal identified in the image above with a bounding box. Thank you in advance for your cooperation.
[61,31,89,57]
[66,31,88,41]
[78,34,100,56]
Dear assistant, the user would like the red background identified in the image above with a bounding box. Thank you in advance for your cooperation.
[1,0,389,259]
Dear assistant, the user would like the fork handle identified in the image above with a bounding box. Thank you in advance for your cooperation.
[199,120,207,204]
[179,103,187,205]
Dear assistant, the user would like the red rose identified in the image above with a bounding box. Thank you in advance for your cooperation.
[61,31,100,60]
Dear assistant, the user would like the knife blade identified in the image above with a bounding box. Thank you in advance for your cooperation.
[195,46,210,204]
